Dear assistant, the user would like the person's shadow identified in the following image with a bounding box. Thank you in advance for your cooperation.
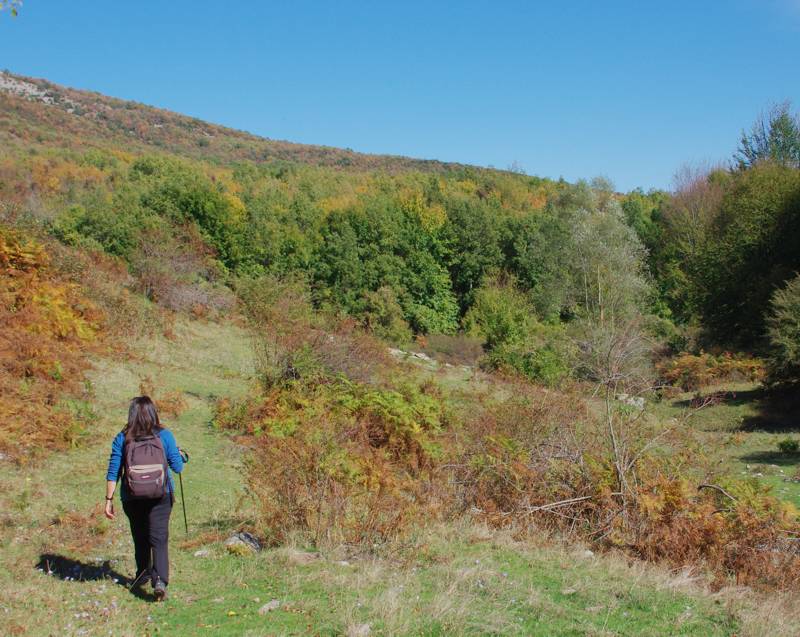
[36,554,155,601]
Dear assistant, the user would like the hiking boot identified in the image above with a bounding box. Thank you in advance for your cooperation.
[153,578,167,601]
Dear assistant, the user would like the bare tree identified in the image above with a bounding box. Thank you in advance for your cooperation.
[662,163,725,256]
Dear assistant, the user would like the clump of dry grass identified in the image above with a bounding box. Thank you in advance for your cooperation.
[42,504,112,554]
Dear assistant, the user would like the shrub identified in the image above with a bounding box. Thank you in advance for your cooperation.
[229,342,800,589]
[777,438,800,454]
[766,274,800,386]
[414,332,484,366]
[46,238,162,339]
[482,333,574,387]
[129,223,235,315]
[51,202,139,259]
[463,275,536,350]
[463,275,574,386]
[657,352,765,391]
[237,275,392,389]
[216,378,451,547]
[359,286,412,345]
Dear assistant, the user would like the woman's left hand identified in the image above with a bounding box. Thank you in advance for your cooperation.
[104,499,115,520]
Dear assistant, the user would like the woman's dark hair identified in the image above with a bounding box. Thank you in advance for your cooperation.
[125,396,162,442]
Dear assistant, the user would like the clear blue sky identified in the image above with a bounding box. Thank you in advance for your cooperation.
[2,1,799,191]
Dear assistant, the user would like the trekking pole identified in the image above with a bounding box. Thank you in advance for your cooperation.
[178,449,189,536]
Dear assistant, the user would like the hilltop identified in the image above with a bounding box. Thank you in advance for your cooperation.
[0,70,480,174]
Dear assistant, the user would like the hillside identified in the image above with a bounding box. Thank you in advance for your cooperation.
[0,70,477,174]
[0,317,789,637]
[1,71,800,636]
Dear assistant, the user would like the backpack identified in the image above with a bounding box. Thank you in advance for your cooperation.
[123,433,168,499]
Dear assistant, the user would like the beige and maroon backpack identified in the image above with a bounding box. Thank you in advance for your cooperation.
[124,434,168,499]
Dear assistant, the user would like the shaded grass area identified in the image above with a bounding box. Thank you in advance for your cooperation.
[656,382,800,509]
[0,321,792,636]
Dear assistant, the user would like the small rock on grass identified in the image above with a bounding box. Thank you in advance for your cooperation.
[225,532,261,554]
[193,549,210,557]
[346,624,371,637]
[258,599,281,615]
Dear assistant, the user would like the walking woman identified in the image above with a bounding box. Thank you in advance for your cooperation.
[104,396,185,601]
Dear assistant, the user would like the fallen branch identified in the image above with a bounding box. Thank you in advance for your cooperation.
[523,495,594,512]
[698,483,738,503]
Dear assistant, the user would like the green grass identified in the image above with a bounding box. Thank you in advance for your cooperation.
[654,382,800,510]
[0,321,794,636]
[133,529,739,636]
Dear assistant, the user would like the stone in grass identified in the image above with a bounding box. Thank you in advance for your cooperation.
[225,532,261,555]
[258,599,281,615]
[193,549,211,557]
[346,624,371,637]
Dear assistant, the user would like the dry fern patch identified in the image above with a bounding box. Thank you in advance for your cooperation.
[0,226,102,462]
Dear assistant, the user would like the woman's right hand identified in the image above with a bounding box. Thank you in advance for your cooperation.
[104,499,115,520]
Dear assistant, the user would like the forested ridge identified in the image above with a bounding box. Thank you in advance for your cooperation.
[3,72,799,380]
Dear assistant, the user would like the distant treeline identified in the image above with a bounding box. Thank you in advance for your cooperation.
[2,89,799,384]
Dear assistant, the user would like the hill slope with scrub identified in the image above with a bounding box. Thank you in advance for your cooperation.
[1,73,800,635]
[1,314,793,637]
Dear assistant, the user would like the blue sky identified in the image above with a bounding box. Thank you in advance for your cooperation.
[1,1,799,191]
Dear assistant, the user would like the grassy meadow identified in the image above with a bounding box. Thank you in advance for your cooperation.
[0,320,797,636]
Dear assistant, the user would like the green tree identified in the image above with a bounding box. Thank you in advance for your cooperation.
[647,166,728,322]
[507,211,573,321]
[440,199,503,313]
[766,274,800,386]
[736,102,800,169]
[131,156,245,269]
[569,204,652,325]
[693,162,800,346]
[312,200,458,334]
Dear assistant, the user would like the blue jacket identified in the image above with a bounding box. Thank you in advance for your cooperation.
[106,428,185,501]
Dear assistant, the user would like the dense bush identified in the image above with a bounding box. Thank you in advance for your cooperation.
[216,378,451,546]
[463,276,573,386]
[359,286,412,345]
[766,273,800,386]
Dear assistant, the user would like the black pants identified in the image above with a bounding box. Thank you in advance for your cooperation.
[122,494,173,585]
